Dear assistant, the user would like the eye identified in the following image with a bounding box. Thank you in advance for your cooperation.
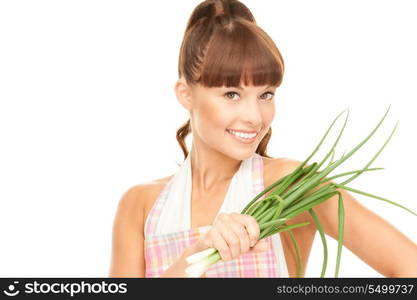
[223,91,275,102]
[261,91,275,101]
[224,91,240,101]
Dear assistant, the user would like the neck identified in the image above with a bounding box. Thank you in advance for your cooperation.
[189,145,242,194]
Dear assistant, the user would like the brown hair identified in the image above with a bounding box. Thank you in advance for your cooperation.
[176,0,285,161]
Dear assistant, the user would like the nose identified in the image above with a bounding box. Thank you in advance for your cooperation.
[240,98,263,129]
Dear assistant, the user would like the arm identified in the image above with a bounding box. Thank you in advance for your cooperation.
[315,186,417,277]
[288,159,417,277]
[109,185,146,277]
[108,183,200,277]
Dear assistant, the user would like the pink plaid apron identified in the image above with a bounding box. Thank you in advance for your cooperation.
[143,153,289,277]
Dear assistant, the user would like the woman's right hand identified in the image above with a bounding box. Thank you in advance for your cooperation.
[187,212,269,262]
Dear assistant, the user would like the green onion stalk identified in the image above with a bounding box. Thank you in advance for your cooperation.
[184,105,417,278]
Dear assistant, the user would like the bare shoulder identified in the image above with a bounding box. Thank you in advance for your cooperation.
[261,156,303,189]
[129,175,174,199]
[110,175,174,277]
[262,156,302,168]
[260,155,308,221]
[120,175,175,223]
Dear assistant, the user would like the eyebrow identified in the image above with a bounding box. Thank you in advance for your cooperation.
[229,85,274,91]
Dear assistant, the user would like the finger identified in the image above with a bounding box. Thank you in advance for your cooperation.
[193,232,213,253]
[217,219,241,260]
[210,227,233,261]
[231,213,260,246]
[248,238,269,254]
[228,221,251,253]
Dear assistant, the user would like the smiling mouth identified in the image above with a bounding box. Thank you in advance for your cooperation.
[226,128,260,143]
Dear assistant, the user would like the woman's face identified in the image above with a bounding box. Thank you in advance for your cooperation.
[188,82,276,160]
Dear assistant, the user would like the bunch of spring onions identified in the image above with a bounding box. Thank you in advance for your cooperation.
[184,105,417,278]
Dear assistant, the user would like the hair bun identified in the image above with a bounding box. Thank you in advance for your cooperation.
[211,0,255,22]
[213,12,232,27]
[186,0,255,32]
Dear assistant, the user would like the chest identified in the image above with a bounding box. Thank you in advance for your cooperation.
[188,158,279,229]
[190,182,231,229]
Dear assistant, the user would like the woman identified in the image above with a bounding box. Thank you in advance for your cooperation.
[109,0,417,277]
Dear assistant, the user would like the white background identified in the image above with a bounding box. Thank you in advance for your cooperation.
[0,0,416,277]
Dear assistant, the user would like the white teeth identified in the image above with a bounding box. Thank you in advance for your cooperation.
[227,129,257,139]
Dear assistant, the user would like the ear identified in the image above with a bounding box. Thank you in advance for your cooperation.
[174,78,193,112]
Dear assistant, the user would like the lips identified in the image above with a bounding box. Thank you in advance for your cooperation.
[226,128,259,144]
[226,128,260,134]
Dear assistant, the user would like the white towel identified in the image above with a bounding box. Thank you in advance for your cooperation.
[156,153,254,235]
